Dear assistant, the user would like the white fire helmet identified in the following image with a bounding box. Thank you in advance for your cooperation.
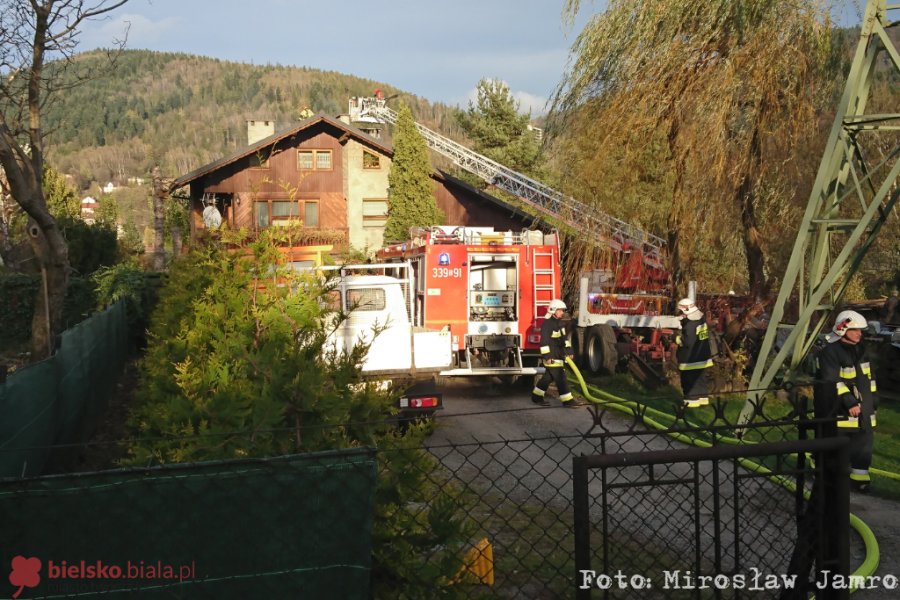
[677,298,700,317]
[825,309,867,343]
[547,299,567,315]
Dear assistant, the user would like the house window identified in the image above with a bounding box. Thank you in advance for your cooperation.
[255,200,305,228]
[298,149,332,171]
[362,198,388,228]
[362,150,380,169]
[304,201,319,227]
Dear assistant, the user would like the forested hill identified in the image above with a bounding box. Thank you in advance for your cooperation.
[44,50,460,189]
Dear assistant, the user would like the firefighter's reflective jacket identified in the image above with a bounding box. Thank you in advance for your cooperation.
[675,317,713,371]
[540,316,572,367]
[815,342,878,429]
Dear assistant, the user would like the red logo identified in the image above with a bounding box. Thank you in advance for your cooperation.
[9,556,41,599]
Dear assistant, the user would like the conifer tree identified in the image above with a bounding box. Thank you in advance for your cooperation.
[384,104,444,242]
[457,78,543,180]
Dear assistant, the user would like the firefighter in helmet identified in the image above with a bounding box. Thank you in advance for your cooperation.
[675,298,713,408]
[815,310,879,492]
[532,299,589,408]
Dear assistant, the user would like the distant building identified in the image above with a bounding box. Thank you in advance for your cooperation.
[81,196,98,224]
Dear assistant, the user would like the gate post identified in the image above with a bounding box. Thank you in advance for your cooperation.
[573,455,592,600]
[819,440,850,600]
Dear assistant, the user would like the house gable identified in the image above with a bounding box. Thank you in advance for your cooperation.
[174,113,547,258]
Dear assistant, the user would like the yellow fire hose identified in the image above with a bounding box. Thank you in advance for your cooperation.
[565,357,882,592]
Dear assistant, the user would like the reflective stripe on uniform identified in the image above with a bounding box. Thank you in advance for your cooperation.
[835,382,850,395]
[861,362,871,377]
[560,392,573,402]
[678,359,713,371]
[532,387,545,397]
[675,335,682,346]
[837,417,859,428]
[871,414,877,427]
[551,330,562,338]
[839,366,856,379]
[696,323,709,341]
[850,469,871,482]
[540,345,550,354]
[545,359,565,367]
[871,380,877,393]
[565,340,572,348]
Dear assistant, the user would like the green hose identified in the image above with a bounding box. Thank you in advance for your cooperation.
[565,357,882,591]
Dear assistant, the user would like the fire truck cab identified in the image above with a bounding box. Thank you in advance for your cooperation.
[376,226,561,380]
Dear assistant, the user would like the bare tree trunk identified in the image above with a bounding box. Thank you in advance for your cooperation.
[29,218,68,358]
[737,127,769,300]
[151,166,166,270]
[0,183,14,264]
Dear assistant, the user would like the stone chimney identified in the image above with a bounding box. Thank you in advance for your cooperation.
[247,120,275,145]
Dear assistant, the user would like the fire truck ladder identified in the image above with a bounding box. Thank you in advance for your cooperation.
[350,97,666,270]
[532,247,557,325]
[739,0,900,426]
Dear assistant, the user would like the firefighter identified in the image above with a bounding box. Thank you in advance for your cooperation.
[814,310,879,492]
[675,298,713,408]
[532,299,588,408]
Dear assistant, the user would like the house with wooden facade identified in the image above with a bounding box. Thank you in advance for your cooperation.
[171,113,542,266]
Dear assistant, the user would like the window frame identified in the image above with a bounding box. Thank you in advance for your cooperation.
[297,149,333,171]
[254,198,320,229]
[362,150,381,170]
[362,197,389,228]
[304,200,319,228]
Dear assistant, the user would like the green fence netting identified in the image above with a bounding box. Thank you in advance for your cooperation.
[0,448,377,599]
[0,301,128,477]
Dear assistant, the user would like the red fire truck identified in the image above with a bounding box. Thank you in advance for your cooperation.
[376,225,562,380]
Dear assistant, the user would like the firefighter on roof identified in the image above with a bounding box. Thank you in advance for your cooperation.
[532,300,588,408]
[815,310,879,492]
[675,298,713,408]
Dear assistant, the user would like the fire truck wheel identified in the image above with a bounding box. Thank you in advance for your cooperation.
[566,326,582,367]
[585,324,618,376]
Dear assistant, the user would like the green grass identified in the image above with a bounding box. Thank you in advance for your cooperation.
[572,371,900,501]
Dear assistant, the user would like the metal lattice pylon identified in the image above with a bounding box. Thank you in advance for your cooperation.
[740,0,900,424]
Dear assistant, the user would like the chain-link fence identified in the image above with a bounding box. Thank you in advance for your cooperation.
[0,395,853,599]
[0,301,128,477]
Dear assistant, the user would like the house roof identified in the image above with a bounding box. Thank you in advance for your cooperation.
[432,170,547,229]
[172,112,548,230]
[171,113,392,190]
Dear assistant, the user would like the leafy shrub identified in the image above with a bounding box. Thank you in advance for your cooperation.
[92,262,163,346]
[127,230,473,596]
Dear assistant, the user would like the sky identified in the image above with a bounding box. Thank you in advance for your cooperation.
[76,0,597,116]
[76,1,865,117]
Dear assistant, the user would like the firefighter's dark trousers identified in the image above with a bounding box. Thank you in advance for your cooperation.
[847,423,874,482]
[532,363,573,402]
[679,367,709,400]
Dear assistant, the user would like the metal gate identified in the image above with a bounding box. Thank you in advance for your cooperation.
[573,433,850,600]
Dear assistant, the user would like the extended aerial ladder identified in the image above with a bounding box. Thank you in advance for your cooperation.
[739,0,900,425]
[348,96,667,275]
